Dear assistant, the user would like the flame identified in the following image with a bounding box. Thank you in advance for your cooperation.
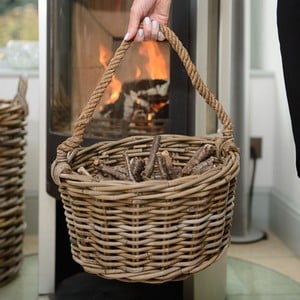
[135,66,142,78]
[98,45,122,103]
[138,41,168,80]
[153,101,167,113]
[108,77,122,103]
[98,40,169,106]
[99,45,110,68]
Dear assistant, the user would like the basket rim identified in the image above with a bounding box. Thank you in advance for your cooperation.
[53,133,240,186]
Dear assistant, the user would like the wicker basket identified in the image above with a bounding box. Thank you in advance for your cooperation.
[51,25,240,284]
[0,77,28,286]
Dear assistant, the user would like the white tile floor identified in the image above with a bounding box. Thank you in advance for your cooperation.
[0,231,299,299]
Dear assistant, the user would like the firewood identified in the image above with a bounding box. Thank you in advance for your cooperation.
[77,166,93,178]
[94,173,104,181]
[86,140,219,182]
[93,158,101,166]
[191,157,218,175]
[94,160,129,180]
[130,157,145,182]
[160,150,182,179]
[168,166,182,179]
[161,150,172,169]
[77,166,104,182]
[143,135,161,178]
[156,152,168,179]
[124,152,136,181]
[182,144,216,176]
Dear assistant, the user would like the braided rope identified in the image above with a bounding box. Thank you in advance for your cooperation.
[159,25,233,134]
[57,40,131,153]
[56,24,233,157]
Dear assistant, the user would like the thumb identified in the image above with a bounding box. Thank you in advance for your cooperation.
[124,9,142,41]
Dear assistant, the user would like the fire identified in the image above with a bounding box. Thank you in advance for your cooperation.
[138,41,168,80]
[99,45,110,69]
[107,77,122,104]
[98,41,169,106]
[98,45,122,104]
[135,66,142,78]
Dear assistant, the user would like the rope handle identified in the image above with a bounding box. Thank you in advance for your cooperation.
[53,25,234,174]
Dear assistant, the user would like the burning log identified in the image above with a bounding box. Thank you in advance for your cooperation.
[86,79,170,138]
[99,80,169,123]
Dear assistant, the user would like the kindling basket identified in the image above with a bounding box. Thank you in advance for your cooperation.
[0,77,28,286]
[51,25,240,284]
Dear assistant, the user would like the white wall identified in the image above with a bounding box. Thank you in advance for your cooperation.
[250,0,300,213]
[249,71,275,188]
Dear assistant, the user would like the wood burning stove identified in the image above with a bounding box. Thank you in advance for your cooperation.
[85,78,170,139]
[46,0,197,296]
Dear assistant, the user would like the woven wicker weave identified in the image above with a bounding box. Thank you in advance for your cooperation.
[0,77,28,286]
[51,25,240,283]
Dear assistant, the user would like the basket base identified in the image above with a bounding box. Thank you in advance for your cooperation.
[55,272,183,300]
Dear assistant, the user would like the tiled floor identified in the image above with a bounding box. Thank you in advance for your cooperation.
[0,231,299,299]
[226,231,300,299]
[228,231,300,284]
[226,257,300,300]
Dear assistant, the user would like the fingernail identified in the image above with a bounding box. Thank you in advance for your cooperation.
[158,31,165,41]
[144,17,151,25]
[138,28,144,37]
[124,32,129,41]
[152,20,158,29]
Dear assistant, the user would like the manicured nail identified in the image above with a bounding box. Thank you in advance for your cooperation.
[124,32,129,41]
[152,20,158,29]
[158,31,165,41]
[138,28,144,37]
[144,17,151,25]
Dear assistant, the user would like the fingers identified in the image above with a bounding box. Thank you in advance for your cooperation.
[150,20,159,40]
[124,5,142,41]
[142,17,164,41]
[135,28,144,42]
[125,18,165,42]
[143,17,152,40]
[157,31,165,41]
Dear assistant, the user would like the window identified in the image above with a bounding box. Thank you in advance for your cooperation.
[0,0,38,70]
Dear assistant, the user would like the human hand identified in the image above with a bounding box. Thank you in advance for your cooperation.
[124,0,171,41]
